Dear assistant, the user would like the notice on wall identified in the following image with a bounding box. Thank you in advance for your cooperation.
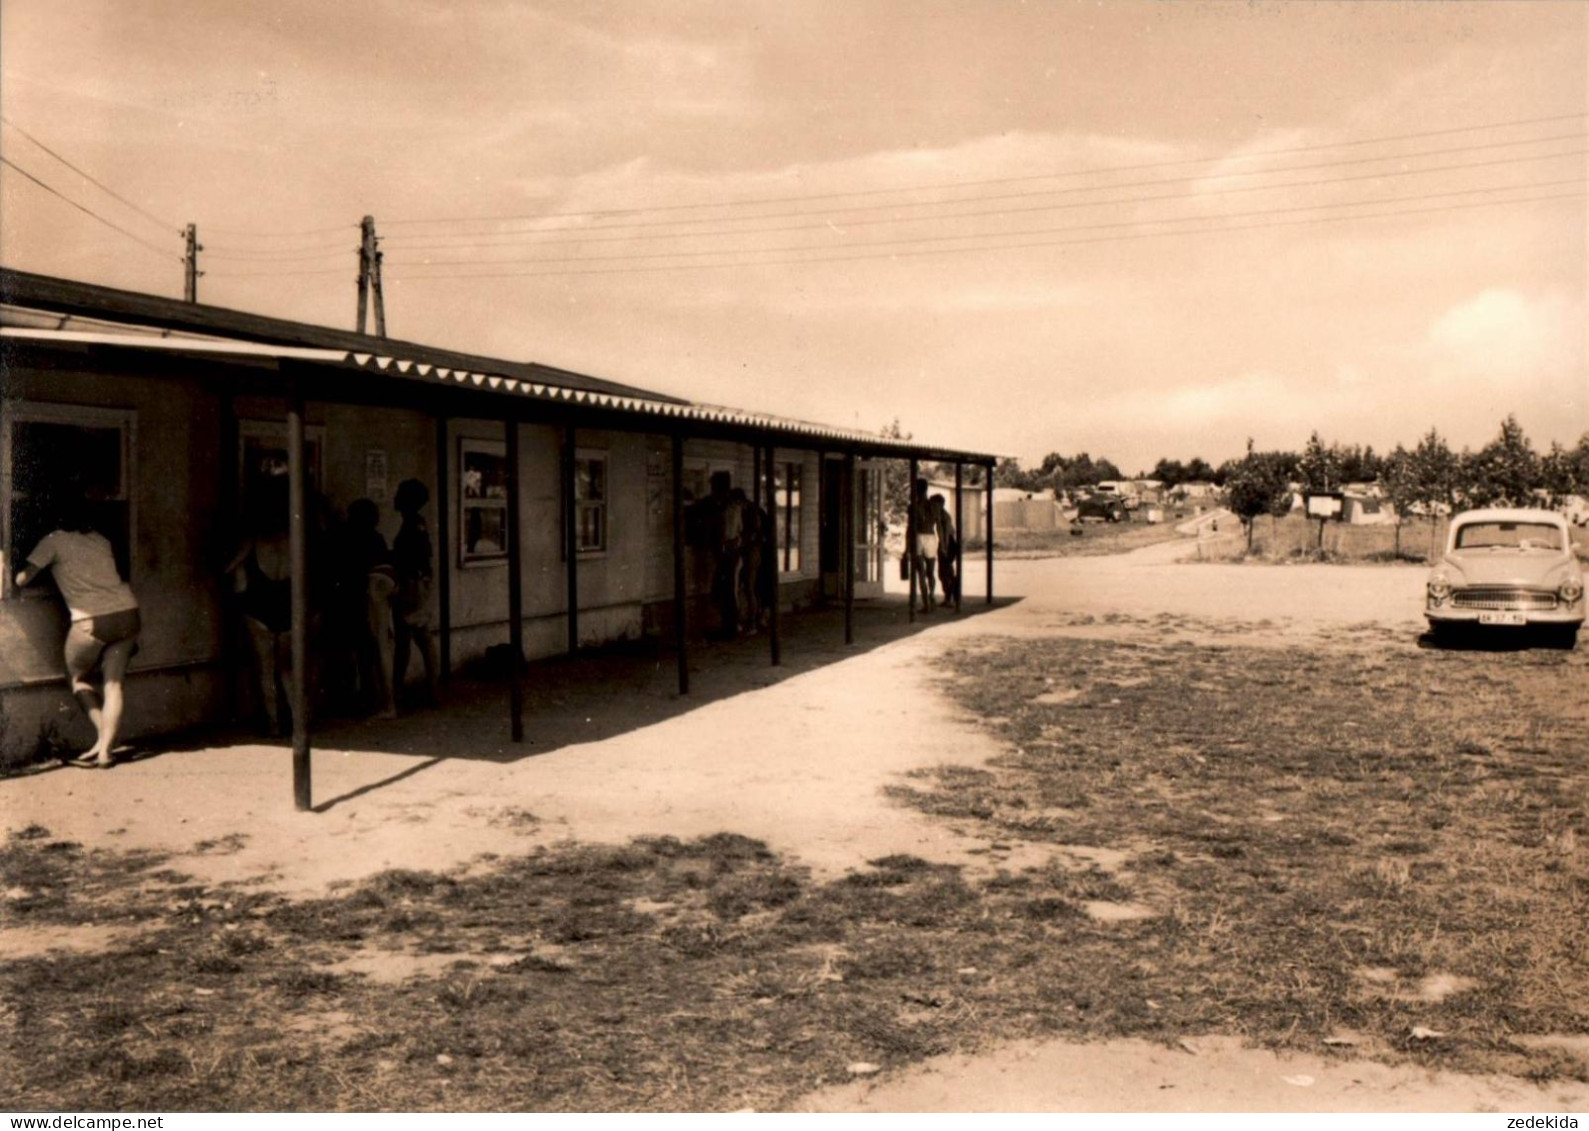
[366,448,389,502]
[647,448,666,519]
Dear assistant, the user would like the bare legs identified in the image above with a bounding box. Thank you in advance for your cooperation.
[243,616,294,737]
[393,619,439,707]
[914,554,938,612]
[67,632,137,767]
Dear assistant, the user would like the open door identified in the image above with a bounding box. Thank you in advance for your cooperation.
[852,459,884,599]
[821,456,885,600]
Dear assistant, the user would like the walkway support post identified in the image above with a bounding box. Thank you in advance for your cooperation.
[954,461,964,613]
[563,422,578,655]
[671,432,689,695]
[765,444,780,666]
[435,415,451,684]
[815,451,827,608]
[286,382,311,810]
[985,461,995,604]
[506,418,524,743]
[219,394,241,721]
[907,456,918,622]
[844,452,855,645]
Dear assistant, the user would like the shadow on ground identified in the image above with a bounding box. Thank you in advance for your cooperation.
[77,594,1018,808]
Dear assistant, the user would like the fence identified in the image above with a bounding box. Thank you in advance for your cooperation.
[1194,514,1449,563]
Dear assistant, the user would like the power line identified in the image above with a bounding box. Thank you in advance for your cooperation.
[381,146,1587,260]
[380,190,1585,281]
[0,155,182,262]
[378,111,1589,229]
[201,243,359,263]
[198,221,359,240]
[206,179,1582,281]
[376,131,1587,247]
[0,115,180,235]
[386,179,1588,272]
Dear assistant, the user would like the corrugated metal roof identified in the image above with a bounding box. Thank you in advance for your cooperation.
[1,325,998,461]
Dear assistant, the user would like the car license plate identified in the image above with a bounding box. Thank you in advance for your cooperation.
[1479,612,1527,626]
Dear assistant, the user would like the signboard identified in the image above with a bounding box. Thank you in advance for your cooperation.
[1306,494,1342,519]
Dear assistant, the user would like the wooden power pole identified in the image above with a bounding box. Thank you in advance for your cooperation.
[356,215,387,336]
[182,223,202,302]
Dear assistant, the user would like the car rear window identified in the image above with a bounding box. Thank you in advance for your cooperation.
[1453,521,1564,551]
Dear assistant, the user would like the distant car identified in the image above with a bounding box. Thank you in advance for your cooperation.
[1076,494,1127,523]
[1425,508,1584,647]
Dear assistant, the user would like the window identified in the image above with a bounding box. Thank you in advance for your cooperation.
[3,403,136,599]
[1454,521,1563,551]
[460,438,508,564]
[238,420,324,518]
[775,461,802,574]
[574,451,607,554]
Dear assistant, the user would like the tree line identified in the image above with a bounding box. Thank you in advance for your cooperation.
[995,417,1587,506]
[1223,417,1589,550]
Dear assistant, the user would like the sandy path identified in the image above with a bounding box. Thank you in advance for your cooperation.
[2,615,1010,895]
[801,1035,1589,1113]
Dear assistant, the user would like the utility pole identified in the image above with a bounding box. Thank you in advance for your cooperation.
[182,223,203,302]
[356,215,387,337]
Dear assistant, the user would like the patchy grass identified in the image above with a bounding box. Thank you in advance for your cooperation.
[913,632,1589,1074]
[4,631,1586,1111]
[966,521,1186,560]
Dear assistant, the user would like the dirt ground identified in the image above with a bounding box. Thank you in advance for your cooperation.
[5,537,1585,1112]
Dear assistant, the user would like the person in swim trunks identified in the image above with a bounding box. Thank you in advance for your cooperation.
[15,496,141,768]
[910,477,939,612]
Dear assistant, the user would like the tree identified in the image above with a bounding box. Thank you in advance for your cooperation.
[1379,444,1418,558]
[1225,440,1292,551]
[1296,431,1340,496]
[1462,415,1540,509]
[1403,428,1460,559]
[879,419,914,526]
[993,457,1033,490]
[1184,456,1216,484]
[1540,433,1589,506]
[1151,458,1186,488]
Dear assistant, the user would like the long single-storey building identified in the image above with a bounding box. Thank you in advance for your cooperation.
[0,269,996,802]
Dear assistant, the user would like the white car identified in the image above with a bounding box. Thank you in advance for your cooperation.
[1426,508,1584,647]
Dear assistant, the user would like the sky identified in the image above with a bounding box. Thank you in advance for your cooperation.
[1,0,1585,474]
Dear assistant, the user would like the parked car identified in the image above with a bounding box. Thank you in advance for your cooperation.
[1425,508,1584,647]
[1075,493,1127,523]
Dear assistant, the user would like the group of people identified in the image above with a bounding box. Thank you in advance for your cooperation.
[697,471,775,641]
[13,474,441,767]
[224,475,439,736]
[908,477,960,613]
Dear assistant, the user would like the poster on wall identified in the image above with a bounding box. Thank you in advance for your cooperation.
[366,449,389,503]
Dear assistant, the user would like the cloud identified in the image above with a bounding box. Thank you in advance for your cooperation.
[1425,288,1581,384]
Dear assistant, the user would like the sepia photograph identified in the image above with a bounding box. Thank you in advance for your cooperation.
[1,0,1586,1117]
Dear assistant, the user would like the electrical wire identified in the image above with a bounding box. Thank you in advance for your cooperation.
[387,179,1587,272]
[378,111,1589,229]
[204,178,1583,280]
[0,115,180,235]
[380,190,1586,281]
[375,132,1587,247]
[200,243,360,263]
[380,147,1588,260]
[0,155,182,262]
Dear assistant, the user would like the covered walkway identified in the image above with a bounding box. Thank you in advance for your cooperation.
[1,268,1000,806]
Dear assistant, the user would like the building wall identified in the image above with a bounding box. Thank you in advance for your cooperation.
[2,360,836,762]
[2,358,230,760]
